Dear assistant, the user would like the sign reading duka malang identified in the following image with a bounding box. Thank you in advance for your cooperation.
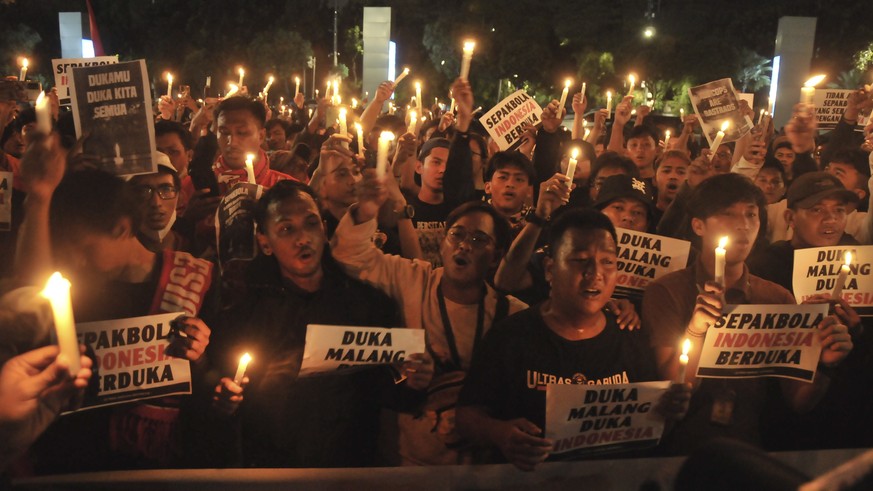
[614,228,690,303]
[299,324,426,376]
[696,304,828,382]
[479,90,544,151]
[69,59,157,177]
[793,245,873,316]
[546,381,670,456]
[75,312,192,411]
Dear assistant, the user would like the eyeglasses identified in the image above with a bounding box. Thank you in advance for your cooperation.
[446,227,494,249]
[133,184,178,200]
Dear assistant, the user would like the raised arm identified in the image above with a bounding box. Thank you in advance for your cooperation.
[360,81,395,136]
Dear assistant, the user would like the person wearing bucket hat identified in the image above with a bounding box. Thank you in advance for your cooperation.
[593,174,656,233]
[128,152,193,253]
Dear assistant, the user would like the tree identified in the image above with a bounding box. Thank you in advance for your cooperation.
[734,49,772,93]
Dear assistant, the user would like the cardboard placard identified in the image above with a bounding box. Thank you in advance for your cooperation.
[696,304,827,382]
[688,78,753,146]
[812,89,869,131]
[300,324,425,376]
[546,381,670,456]
[69,59,157,177]
[614,228,691,303]
[479,90,544,151]
[793,246,873,316]
[215,182,263,270]
[52,56,119,105]
[75,312,191,411]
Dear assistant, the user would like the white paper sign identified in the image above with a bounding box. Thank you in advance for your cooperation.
[697,303,827,382]
[300,324,425,376]
[546,381,669,456]
[52,56,119,105]
[614,228,690,302]
[479,90,544,151]
[793,245,873,316]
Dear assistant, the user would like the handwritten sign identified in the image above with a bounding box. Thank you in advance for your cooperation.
[697,304,827,382]
[793,246,873,316]
[69,59,156,177]
[614,228,690,303]
[546,381,669,456]
[52,56,118,105]
[688,78,752,146]
[75,312,191,411]
[479,90,544,151]
[300,324,425,376]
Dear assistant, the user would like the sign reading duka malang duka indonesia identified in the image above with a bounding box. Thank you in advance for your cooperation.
[299,324,426,376]
[613,227,690,303]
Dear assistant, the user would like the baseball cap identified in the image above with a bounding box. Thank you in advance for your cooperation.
[418,137,451,161]
[786,171,859,210]
[593,174,656,219]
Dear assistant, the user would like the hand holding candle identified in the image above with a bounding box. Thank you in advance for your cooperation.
[709,121,729,161]
[245,153,256,183]
[677,338,691,383]
[376,131,395,178]
[394,67,410,86]
[233,353,252,385]
[41,273,81,376]
[714,236,728,286]
[460,40,475,80]
[832,251,852,299]
[565,148,579,181]
[627,73,636,97]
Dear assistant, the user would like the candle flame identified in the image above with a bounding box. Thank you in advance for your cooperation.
[845,251,852,266]
[720,120,730,132]
[295,76,300,84]
[352,98,358,108]
[268,75,274,83]
[239,353,252,365]
[681,338,691,356]
[167,73,173,83]
[354,122,362,132]
[35,91,47,109]
[380,131,396,142]
[339,107,347,117]
[410,110,417,121]
[41,272,71,299]
[718,236,728,249]
[415,81,421,89]
[238,67,244,77]
[21,58,29,68]
[463,41,476,53]
[606,90,612,98]
[564,79,572,88]
[803,74,826,87]
[571,148,579,159]
[628,74,636,84]
[665,130,671,138]
[226,83,239,98]
[245,153,255,165]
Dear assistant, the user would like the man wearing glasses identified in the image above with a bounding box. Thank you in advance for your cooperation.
[128,152,193,253]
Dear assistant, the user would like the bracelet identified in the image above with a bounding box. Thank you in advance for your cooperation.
[524,208,548,227]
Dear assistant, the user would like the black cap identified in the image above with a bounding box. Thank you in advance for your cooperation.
[593,174,655,218]
[418,137,451,161]
[786,171,860,210]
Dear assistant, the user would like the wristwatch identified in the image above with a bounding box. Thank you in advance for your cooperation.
[394,204,415,220]
[524,207,548,227]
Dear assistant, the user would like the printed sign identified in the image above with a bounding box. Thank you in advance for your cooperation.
[216,182,263,270]
[793,246,873,316]
[300,324,426,376]
[75,312,191,411]
[0,171,12,232]
[812,89,869,131]
[546,381,669,456]
[479,90,544,151]
[697,304,827,382]
[614,228,690,303]
[69,59,156,176]
[688,78,753,146]
[52,56,119,105]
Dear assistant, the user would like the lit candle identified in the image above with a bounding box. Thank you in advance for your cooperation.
[245,153,256,184]
[35,92,52,134]
[415,81,423,113]
[20,58,28,81]
[832,251,852,299]
[677,338,691,383]
[263,75,274,98]
[315,89,319,99]
[408,110,418,137]
[801,74,826,106]
[664,130,671,149]
[334,78,341,98]
[394,67,410,86]
[355,122,365,159]
[758,109,765,125]
[580,81,586,99]
[206,76,211,88]
[449,98,456,113]
[233,353,251,385]
[376,131,395,178]
[460,40,475,80]
[238,67,245,87]
[388,102,395,115]
[225,83,239,99]
[709,121,729,161]
[680,108,685,121]
[714,236,728,286]
[338,107,348,137]
[558,79,571,112]
[583,128,590,140]
[41,273,81,375]
[325,80,332,100]
[565,148,579,181]
[605,91,613,115]
[166,73,173,98]
[351,98,358,109]
[294,76,300,96]
[627,73,636,97]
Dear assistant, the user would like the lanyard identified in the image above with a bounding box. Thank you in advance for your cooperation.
[433,281,487,372]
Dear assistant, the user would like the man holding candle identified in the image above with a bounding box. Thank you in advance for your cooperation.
[642,173,853,455]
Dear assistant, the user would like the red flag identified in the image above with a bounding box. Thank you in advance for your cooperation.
[85,0,105,56]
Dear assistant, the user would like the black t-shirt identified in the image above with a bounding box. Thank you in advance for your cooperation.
[409,194,456,267]
[458,306,659,433]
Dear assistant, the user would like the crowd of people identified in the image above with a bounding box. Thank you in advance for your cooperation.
[0,59,871,481]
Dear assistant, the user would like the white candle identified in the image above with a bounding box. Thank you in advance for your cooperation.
[388,102,395,115]
[263,75,274,98]
[605,91,613,116]
[449,98,456,113]
[233,353,251,385]
[415,81,423,113]
[664,130,671,149]
[801,74,826,106]
[580,82,586,99]
[832,251,852,299]
[294,76,300,96]
[355,122,365,159]
[245,153,256,183]
[35,92,52,134]
[558,79,571,112]
[166,73,173,98]
[338,107,348,137]
[627,73,636,97]
[714,236,728,286]
[238,68,245,87]
[19,58,28,81]
[709,121,729,161]
[565,148,579,181]
[206,76,211,88]
[408,110,418,137]
[376,131,395,178]
[225,83,239,99]
[41,273,81,375]
[460,40,475,80]
[394,67,410,86]
[315,89,319,99]
[677,338,691,383]
[680,108,685,121]
[351,98,358,109]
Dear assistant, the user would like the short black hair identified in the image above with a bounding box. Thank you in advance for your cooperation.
[50,169,141,246]
[445,201,512,252]
[687,173,765,220]
[265,118,290,136]
[215,96,267,128]
[627,125,658,145]
[590,151,640,182]
[653,150,691,172]
[484,151,535,183]
[154,120,193,150]
[829,148,871,178]
[253,179,321,232]
[547,207,617,257]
